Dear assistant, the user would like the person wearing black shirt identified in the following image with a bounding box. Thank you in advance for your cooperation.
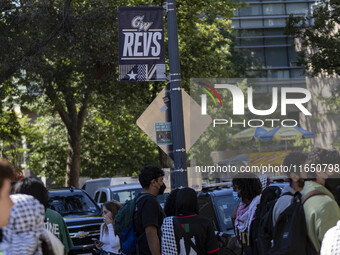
[134,166,166,255]
[161,187,220,255]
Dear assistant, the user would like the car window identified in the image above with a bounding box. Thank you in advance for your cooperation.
[94,191,100,202]
[214,195,239,231]
[48,193,101,217]
[111,188,142,204]
[100,192,107,203]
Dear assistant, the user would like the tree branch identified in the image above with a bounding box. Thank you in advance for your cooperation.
[44,82,71,129]
[0,0,72,85]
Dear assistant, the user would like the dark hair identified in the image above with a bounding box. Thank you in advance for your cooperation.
[176,187,198,216]
[164,188,179,217]
[254,186,281,222]
[12,177,49,210]
[305,148,340,179]
[139,166,164,188]
[232,173,262,202]
[102,200,121,234]
[0,158,16,193]
[283,151,308,185]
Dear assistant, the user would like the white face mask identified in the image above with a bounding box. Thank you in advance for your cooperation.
[233,191,240,202]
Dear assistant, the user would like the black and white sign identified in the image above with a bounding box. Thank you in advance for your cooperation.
[118,6,166,81]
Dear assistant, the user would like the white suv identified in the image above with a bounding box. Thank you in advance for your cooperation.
[94,183,142,207]
[94,183,168,207]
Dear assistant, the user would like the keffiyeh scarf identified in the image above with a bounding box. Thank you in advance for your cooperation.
[235,195,261,233]
[1,194,57,255]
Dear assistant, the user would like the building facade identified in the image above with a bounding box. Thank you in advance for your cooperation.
[232,0,316,78]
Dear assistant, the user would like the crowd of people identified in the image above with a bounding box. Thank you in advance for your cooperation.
[1,147,340,255]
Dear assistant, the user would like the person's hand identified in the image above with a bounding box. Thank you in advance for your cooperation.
[104,215,113,225]
[95,240,104,248]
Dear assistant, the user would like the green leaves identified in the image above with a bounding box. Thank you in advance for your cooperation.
[286,0,340,76]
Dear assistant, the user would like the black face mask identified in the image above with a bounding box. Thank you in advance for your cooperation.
[158,183,166,195]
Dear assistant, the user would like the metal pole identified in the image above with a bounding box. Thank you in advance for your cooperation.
[166,0,188,188]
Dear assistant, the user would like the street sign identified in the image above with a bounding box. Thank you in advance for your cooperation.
[118,7,167,81]
[137,87,212,157]
[155,122,172,145]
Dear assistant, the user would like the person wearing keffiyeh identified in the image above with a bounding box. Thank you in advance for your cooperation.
[232,173,262,255]
[1,194,64,255]
[161,188,219,255]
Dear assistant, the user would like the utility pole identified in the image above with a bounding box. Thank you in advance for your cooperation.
[166,0,188,188]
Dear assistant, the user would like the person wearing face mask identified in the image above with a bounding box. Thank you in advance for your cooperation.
[134,166,166,255]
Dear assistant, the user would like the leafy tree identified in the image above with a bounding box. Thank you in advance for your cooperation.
[26,105,158,185]
[0,109,33,169]
[285,0,340,76]
[2,0,243,187]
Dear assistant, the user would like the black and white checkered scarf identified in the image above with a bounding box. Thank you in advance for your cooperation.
[161,216,178,255]
[1,194,53,255]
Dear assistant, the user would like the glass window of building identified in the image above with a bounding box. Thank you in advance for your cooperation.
[264,28,284,36]
[249,48,265,68]
[264,18,286,27]
[231,20,240,28]
[286,3,309,14]
[288,46,299,66]
[265,47,288,67]
[267,70,290,78]
[290,69,304,78]
[241,38,264,46]
[264,37,287,45]
[241,19,263,28]
[240,29,263,37]
[240,5,262,16]
[263,4,285,15]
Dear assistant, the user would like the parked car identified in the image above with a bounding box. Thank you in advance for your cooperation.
[82,177,139,199]
[94,183,168,207]
[197,182,241,255]
[197,180,289,254]
[48,187,103,255]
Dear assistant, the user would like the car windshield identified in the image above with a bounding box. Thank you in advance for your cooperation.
[111,188,142,204]
[214,195,239,231]
[48,193,101,217]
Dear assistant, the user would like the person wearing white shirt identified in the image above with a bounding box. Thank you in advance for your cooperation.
[96,200,121,255]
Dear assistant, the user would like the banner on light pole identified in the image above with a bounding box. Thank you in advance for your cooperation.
[118,6,167,81]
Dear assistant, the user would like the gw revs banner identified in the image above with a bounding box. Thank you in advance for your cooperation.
[118,6,166,81]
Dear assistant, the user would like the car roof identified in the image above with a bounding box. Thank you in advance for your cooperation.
[85,178,111,183]
[97,183,142,191]
[48,188,84,195]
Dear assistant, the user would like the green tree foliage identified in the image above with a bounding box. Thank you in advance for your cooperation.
[0,110,33,168]
[1,0,244,186]
[26,106,158,185]
[285,0,340,76]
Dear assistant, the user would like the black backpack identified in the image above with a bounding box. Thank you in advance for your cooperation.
[250,186,282,255]
[270,191,325,255]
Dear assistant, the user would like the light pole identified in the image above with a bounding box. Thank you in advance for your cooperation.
[166,0,188,188]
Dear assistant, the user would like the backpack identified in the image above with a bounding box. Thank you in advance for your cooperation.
[114,193,152,255]
[250,186,282,255]
[173,217,205,255]
[270,191,325,255]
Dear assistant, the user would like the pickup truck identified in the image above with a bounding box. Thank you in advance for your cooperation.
[48,187,103,255]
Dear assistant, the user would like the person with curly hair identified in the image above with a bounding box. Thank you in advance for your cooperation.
[232,173,262,255]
